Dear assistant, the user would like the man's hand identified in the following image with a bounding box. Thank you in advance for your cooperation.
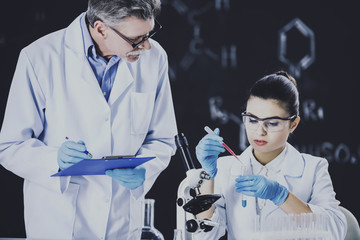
[57,140,91,170]
[106,166,146,190]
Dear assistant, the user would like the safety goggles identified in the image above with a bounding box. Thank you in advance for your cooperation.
[241,112,297,132]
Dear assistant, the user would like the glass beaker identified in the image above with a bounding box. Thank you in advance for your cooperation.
[139,199,165,240]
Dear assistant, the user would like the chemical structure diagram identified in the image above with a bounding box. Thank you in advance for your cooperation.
[163,1,318,150]
[204,14,355,165]
[162,1,316,81]
[161,0,237,81]
[278,18,316,79]
[162,1,357,165]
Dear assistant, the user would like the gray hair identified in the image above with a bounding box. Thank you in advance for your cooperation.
[87,0,161,27]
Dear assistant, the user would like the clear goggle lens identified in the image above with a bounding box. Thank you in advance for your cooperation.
[242,115,291,132]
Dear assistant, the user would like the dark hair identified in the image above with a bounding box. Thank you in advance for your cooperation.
[247,71,299,117]
[87,0,161,28]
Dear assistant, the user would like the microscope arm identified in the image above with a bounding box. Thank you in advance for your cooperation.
[176,169,221,239]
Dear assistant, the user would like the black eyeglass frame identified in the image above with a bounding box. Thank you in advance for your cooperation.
[86,14,162,49]
[241,112,297,122]
[108,19,162,49]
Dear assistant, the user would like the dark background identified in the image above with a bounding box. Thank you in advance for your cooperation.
[0,1,359,239]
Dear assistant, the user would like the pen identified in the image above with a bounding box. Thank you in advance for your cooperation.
[65,137,93,158]
[204,126,244,165]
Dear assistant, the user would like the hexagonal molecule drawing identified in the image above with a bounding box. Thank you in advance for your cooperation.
[278,18,315,79]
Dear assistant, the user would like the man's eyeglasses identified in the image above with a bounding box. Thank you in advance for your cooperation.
[241,112,297,132]
[108,19,162,49]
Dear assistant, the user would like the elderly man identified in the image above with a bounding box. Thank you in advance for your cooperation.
[0,0,177,239]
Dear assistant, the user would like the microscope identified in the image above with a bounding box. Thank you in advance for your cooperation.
[175,133,221,239]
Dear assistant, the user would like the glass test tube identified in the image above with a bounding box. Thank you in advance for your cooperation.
[240,166,247,207]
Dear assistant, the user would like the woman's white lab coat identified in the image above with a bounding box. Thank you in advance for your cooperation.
[195,143,347,240]
[0,13,177,239]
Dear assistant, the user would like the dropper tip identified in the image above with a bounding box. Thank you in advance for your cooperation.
[204,126,212,134]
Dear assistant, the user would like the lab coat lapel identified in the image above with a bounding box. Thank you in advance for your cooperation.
[63,14,84,58]
[79,58,105,93]
[63,13,108,105]
[281,143,305,178]
[108,60,134,105]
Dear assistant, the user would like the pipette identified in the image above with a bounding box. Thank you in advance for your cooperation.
[204,126,244,165]
[204,126,247,207]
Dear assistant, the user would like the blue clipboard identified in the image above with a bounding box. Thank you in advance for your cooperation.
[51,156,155,177]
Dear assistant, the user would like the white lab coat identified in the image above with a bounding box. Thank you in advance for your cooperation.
[194,143,347,240]
[0,13,177,239]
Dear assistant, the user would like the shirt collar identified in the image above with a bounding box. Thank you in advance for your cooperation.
[250,144,288,177]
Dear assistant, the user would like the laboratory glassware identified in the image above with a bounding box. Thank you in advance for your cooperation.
[139,199,165,240]
[172,229,183,240]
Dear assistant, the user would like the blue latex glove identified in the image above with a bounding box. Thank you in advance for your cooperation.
[235,175,289,206]
[106,166,146,190]
[57,140,92,170]
[195,128,225,179]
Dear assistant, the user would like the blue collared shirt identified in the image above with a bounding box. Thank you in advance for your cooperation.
[80,14,121,101]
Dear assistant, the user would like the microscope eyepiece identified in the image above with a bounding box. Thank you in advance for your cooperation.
[175,133,196,170]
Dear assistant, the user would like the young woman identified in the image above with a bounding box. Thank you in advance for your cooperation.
[194,71,346,239]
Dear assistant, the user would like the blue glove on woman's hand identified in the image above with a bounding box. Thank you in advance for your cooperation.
[195,128,225,179]
[106,166,146,190]
[57,140,91,170]
[235,175,289,205]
